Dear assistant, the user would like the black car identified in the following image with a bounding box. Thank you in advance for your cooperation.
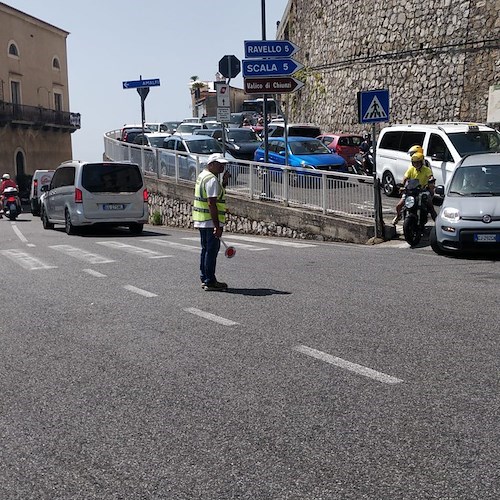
[194,127,261,161]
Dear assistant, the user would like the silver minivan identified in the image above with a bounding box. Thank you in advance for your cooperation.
[40,160,148,235]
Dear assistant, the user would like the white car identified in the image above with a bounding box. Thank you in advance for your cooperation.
[431,152,500,254]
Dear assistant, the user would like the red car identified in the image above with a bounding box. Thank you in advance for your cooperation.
[317,133,363,167]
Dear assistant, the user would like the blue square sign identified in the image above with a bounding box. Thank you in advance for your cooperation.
[358,89,390,123]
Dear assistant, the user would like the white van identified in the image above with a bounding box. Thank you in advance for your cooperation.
[376,123,500,196]
[30,169,54,215]
[40,160,148,235]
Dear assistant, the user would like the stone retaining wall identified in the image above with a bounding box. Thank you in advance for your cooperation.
[277,0,500,133]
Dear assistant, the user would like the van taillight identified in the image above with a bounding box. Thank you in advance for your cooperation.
[33,179,38,196]
[143,188,148,202]
[75,188,83,203]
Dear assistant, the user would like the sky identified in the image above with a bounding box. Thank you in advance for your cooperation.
[5,0,290,160]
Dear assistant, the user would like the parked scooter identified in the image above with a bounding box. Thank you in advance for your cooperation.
[352,150,373,176]
[2,186,21,220]
[401,178,429,246]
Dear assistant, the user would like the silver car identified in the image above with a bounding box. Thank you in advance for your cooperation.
[41,160,148,235]
[431,152,500,254]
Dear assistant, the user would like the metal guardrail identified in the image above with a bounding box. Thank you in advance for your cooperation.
[104,130,376,220]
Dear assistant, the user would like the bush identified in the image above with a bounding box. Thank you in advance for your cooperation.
[151,210,162,225]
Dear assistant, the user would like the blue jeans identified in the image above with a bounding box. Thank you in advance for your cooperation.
[199,228,221,285]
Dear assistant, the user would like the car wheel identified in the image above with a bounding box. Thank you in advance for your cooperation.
[41,208,54,230]
[382,171,397,197]
[129,223,144,235]
[430,226,446,255]
[65,209,77,235]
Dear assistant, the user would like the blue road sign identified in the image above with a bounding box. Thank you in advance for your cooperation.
[244,40,299,59]
[358,89,390,123]
[242,58,303,78]
[122,78,161,90]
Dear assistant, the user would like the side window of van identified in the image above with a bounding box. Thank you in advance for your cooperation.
[379,131,402,150]
[428,134,453,162]
[50,169,62,189]
[399,132,426,152]
[59,167,76,187]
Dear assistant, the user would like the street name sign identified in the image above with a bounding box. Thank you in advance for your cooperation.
[242,58,303,78]
[122,78,161,89]
[244,40,299,59]
[244,77,304,94]
[358,89,390,123]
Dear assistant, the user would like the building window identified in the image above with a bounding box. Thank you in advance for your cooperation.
[8,41,19,58]
[52,57,60,70]
[54,92,63,111]
[11,80,21,105]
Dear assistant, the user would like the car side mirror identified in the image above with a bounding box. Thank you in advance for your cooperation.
[278,149,286,156]
[435,185,445,196]
[431,152,445,161]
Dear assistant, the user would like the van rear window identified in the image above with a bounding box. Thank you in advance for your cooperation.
[82,163,143,193]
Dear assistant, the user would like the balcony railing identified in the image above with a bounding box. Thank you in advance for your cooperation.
[0,101,81,132]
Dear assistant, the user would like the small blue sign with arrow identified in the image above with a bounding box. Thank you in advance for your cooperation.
[242,58,303,78]
[122,78,161,90]
[244,40,299,59]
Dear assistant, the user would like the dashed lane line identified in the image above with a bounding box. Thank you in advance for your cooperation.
[11,223,29,244]
[123,285,158,298]
[82,269,107,278]
[184,307,239,326]
[293,345,403,384]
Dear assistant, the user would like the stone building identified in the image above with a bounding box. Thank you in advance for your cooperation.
[0,2,80,193]
[276,0,500,135]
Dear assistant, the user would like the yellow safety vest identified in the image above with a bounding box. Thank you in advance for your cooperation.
[192,170,226,223]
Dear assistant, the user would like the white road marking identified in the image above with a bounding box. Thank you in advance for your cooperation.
[11,223,28,243]
[123,285,157,297]
[27,243,36,248]
[142,238,200,253]
[182,235,316,248]
[83,269,107,278]
[175,237,268,252]
[50,244,116,264]
[293,345,403,384]
[184,307,239,326]
[97,241,172,259]
[0,249,56,270]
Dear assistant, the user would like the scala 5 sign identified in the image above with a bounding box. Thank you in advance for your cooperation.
[243,40,304,94]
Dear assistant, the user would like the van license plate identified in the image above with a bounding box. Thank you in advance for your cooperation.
[474,233,499,242]
[103,204,124,210]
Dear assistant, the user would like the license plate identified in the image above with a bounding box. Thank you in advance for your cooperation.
[102,204,125,210]
[474,233,499,242]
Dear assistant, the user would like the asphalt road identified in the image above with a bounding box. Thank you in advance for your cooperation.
[0,213,498,499]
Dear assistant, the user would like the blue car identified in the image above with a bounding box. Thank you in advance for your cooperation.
[253,136,348,173]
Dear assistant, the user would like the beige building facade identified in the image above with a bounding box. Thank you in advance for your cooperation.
[0,2,80,194]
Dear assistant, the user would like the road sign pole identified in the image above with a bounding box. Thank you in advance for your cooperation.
[261,0,269,164]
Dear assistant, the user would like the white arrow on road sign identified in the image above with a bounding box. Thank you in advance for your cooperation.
[363,95,388,120]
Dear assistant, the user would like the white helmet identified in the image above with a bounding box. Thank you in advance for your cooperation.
[2,173,10,180]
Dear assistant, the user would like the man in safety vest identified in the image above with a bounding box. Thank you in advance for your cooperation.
[192,153,231,291]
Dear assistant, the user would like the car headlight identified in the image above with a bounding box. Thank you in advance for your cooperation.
[441,207,460,222]
[404,196,415,209]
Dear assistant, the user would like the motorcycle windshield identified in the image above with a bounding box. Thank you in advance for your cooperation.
[406,178,420,190]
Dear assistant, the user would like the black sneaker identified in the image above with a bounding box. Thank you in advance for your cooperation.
[202,281,228,291]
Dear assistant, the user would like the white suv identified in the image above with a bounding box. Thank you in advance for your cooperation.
[40,160,148,235]
[376,122,500,196]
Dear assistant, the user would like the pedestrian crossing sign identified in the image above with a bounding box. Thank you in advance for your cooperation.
[358,89,390,123]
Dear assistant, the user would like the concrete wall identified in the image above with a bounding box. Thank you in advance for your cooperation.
[276,0,500,134]
[145,177,375,244]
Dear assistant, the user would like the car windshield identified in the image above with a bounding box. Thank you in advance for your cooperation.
[82,163,143,193]
[227,129,260,142]
[186,138,223,155]
[289,139,331,155]
[448,131,500,156]
[177,124,202,133]
[448,164,500,196]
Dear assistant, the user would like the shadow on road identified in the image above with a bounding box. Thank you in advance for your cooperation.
[224,288,291,297]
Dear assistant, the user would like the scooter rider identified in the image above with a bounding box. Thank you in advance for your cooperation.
[0,173,20,218]
[392,152,437,225]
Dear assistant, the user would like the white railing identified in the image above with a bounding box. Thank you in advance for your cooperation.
[104,130,376,220]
